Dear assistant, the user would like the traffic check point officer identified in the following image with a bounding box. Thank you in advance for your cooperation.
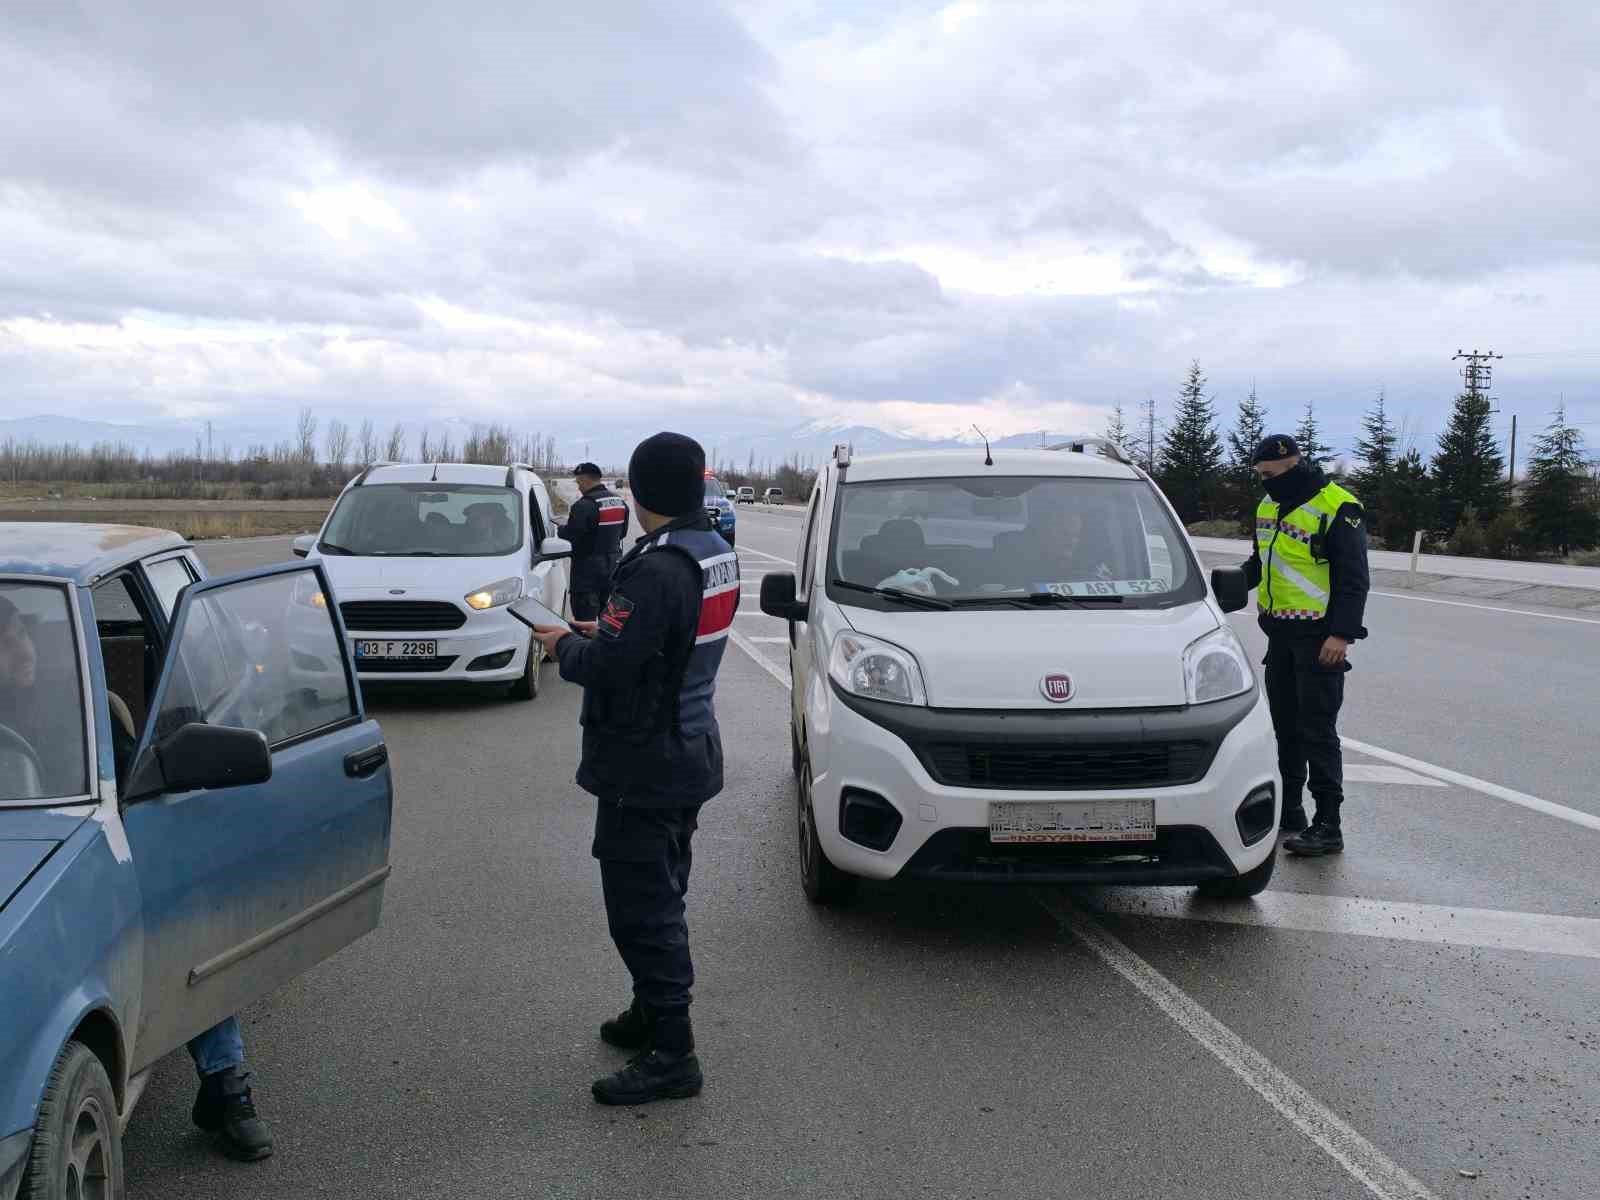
[1241,435,1371,857]
[530,432,739,1106]
[558,462,631,621]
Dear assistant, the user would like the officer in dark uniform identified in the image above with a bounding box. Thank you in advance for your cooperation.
[531,432,739,1106]
[1241,435,1370,856]
[558,463,631,621]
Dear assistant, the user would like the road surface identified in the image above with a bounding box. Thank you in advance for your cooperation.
[121,510,1600,1200]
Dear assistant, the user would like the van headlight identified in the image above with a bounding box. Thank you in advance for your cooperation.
[464,577,524,611]
[1183,625,1253,704]
[829,631,927,706]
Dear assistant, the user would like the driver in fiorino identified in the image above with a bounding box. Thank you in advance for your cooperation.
[1241,435,1370,858]
[0,591,276,1163]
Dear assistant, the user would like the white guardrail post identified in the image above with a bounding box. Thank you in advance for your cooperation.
[1408,530,1423,588]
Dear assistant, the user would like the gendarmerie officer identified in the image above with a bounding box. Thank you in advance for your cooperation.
[559,462,631,622]
[1242,434,1370,857]
[531,432,738,1105]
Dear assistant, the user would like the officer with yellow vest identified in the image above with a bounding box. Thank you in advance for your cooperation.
[1242,434,1370,856]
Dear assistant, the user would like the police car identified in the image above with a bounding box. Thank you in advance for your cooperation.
[759,440,1279,903]
[294,463,571,699]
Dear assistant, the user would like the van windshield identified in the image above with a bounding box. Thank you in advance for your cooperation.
[828,476,1204,608]
[321,483,524,557]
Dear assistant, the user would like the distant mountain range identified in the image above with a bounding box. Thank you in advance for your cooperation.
[0,412,1116,471]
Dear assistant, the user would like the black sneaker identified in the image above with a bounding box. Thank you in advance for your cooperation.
[1280,804,1310,833]
[591,1050,704,1106]
[192,1068,274,1161]
[600,1000,653,1050]
[1283,821,1343,857]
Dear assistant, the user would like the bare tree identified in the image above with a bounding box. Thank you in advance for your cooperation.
[325,418,350,470]
[357,418,377,466]
[385,422,406,461]
[295,408,319,464]
[418,427,434,463]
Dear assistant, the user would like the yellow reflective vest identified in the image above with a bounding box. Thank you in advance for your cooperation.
[1254,482,1361,620]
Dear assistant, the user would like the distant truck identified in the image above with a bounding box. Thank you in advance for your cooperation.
[735,487,756,504]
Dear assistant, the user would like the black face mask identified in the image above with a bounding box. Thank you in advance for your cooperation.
[1261,461,1311,504]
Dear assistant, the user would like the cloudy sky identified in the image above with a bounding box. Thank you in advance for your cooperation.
[2,0,1597,462]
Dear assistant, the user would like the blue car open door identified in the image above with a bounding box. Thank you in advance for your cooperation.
[120,561,392,1070]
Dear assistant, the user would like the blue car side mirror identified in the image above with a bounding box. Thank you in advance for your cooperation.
[126,723,272,801]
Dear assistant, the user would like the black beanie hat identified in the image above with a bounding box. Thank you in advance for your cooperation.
[628,432,706,518]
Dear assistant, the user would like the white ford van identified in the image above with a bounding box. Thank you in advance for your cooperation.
[759,440,1278,903]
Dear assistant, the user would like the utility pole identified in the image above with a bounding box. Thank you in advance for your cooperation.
[1139,393,1159,472]
[1454,348,1511,484]
[1508,414,1518,484]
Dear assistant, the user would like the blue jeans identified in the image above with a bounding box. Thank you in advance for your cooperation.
[186,1016,245,1078]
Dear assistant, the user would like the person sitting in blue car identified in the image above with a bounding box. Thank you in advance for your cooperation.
[0,593,274,1163]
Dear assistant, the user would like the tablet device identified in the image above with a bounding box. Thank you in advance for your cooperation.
[507,595,573,633]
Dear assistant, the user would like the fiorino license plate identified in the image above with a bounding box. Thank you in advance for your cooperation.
[355,640,438,659]
[988,799,1156,843]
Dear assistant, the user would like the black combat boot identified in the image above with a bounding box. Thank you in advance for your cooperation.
[1283,819,1343,857]
[591,1010,702,1106]
[1280,803,1309,833]
[192,1067,274,1161]
[600,999,654,1050]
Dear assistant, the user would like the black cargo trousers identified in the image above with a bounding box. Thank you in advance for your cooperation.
[1263,635,1350,827]
[592,798,702,1016]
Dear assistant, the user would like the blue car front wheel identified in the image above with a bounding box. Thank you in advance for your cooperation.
[21,1040,125,1200]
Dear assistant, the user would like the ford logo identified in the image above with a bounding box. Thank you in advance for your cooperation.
[1040,674,1074,703]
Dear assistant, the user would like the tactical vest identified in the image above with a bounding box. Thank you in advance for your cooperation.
[1254,482,1360,620]
[643,527,739,735]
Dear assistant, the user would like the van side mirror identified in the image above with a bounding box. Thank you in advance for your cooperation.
[291,534,316,558]
[760,572,808,622]
[1210,566,1249,614]
[126,723,272,801]
[540,536,573,561]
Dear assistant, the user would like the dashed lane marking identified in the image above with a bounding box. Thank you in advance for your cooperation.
[1077,888,1600,961]
[1368,589,1600,627]
[1342,737,1600,835]
[1034,892,1439,1200]
[735,546,796,566]
[730,628,791,688]
[1343,764,1446,787]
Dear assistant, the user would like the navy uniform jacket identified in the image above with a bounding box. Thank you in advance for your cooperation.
[559,484,630,593]
[1241,465,1371,642]
[555,517,737,807]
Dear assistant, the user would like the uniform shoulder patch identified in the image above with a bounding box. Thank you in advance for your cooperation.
[598,593,635,639]
[1337,501,1364,529]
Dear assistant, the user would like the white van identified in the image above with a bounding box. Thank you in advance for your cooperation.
[293,462,571,700]
[759,441,1278,903]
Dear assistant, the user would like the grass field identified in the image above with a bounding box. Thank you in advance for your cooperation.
[0,498,331,540]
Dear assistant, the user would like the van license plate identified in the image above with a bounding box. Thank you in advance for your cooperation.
[355,640,438,659]
[988,799,1156,843]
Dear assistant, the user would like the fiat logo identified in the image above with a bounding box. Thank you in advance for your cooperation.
[1040,674,1074,703]
[388,589,406,595]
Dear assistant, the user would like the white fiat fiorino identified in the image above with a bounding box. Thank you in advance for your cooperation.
[759,440,1278,904]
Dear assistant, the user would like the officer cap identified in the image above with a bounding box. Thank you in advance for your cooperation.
[573,462,603,478]
[1250,434,1300,464]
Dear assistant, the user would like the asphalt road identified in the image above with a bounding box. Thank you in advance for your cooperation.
[121,512,1600,1200]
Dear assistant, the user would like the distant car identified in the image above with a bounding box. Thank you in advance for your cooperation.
[0,523,393,1198]
[736,487,756,504]
[703,474,736,547]
[763,488,785,505]
[293,462,570,700]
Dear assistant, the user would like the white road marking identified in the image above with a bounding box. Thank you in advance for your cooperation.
[747,636,790,643]
[730,628,791,688]
[1078,888,1600,961]
[1369,589,1600,626]
[1034,891,1440,1200]
[736,546,796,566]
[1343,764,1446,787]
[1343,737,1600,834]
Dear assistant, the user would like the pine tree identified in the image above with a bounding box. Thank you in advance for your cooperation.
[1520,404,1600,557]
[1350,390,1398,543]
[1294,399,1331,463]
[1385,448,1436,550]
[1431,390,1509,530]
[1104,401,1130,452]
[1156,360,1224,522]
[1224,384,1268,526]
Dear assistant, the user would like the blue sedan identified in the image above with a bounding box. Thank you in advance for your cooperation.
[0,525,393,1198]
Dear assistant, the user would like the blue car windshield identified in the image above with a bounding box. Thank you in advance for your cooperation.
[0,581,89,803]
[703,478,728,503]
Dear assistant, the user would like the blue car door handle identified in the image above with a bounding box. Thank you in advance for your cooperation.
[344,743,388,778]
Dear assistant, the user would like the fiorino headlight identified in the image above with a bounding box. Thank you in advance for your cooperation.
[464,577,524,611]
[1182,625,1252,704]
[828,631,927,706]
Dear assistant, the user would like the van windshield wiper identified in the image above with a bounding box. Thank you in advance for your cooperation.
[316,541,358,555]
[947,591,1126,609]
[831,579,953,610]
